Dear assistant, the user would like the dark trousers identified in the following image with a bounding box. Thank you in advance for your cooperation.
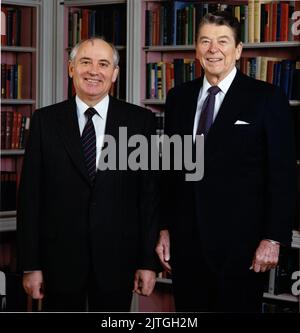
[173,270,266,313]
[42,275,132,312]
[172,236,267,312]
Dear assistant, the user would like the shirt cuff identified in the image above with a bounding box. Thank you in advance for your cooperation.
[264,239,281,245]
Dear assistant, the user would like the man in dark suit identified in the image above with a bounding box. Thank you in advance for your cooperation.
[156,11,297,312]
[17,37,159,312]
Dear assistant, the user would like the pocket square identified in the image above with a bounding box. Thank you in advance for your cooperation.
[234,120,250,125]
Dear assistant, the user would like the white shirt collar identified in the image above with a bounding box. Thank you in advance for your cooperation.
[202,67,237,94]
[75,95,109,120]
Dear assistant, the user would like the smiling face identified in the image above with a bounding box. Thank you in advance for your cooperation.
[196,23,242,85]
[69,39,119,106]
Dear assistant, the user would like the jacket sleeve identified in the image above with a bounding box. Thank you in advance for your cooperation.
[17,109,43,271]
[138,109,161,271]
[264,87,297,246]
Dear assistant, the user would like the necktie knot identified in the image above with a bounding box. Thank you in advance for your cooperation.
[85,107,97,120]
[208,85,221,96]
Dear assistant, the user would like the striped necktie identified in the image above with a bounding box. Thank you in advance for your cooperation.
[81,107,97,182]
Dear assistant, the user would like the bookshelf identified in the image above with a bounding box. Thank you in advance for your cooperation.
[137,0,300,313]
[61,0,128,101]
[0,1,41,309]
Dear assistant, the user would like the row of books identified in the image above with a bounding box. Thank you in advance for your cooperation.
[146,59,202,100]
[0,172,17,212]
[1,7,21,46]
[239,58,300,100]
[1,6,33,47]
[68,4,126,47]
[145,57,299,101]
[1,111,30,150]
[145,1,300,46]
[1,64,23,100]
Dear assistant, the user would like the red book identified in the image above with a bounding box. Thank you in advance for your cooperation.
[280,3,289,41]
[271,2,277,42]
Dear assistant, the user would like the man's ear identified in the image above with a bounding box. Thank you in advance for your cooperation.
[68,60,74,78]
[235,42,243,61]
[112,66,119,83]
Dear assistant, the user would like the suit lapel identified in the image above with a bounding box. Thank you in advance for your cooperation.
[183,78,203,136]
[104,96,127,139]
[206,70,245,147]
[56,98,91,185]
[95,96,128,183]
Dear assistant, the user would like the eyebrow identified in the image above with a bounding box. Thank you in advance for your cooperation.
[79,57,111,64]
[199,35,231,40]
[79,57,92,61]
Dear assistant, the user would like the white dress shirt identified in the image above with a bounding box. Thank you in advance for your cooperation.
[76,95,109,169]
[193,67,237,141]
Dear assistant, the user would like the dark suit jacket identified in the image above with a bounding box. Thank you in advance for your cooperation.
[161,70,297,277]
[17,96,159,294]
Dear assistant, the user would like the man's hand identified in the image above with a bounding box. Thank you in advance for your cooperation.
[133,269,156,296]
[23,271,44,299]
[250,240,280,273]
[155,229,172,273]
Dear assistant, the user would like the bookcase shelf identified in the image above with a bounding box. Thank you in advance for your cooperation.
[1,46,36,53]
[142,99,300,107]
[263,292,299,303]
[156,277,172,285]
[63,0,126,5]
[1,99,36,105]
[0,211,16,218]
[65,45,126,51]
[290,100,300,107]
[0,217,16,233]
[243,41,300,49]
[144,41,300,52]
[142,99,165,105]
[1,149,25,156]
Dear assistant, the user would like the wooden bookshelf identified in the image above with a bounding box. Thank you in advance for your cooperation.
[62,0,128,101]
[0,1,40,292]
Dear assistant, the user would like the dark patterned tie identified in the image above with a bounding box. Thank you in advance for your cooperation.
[197,85,221,137]
[81,107,97,182]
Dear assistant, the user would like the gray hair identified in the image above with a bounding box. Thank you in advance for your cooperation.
[69,37,120,67]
